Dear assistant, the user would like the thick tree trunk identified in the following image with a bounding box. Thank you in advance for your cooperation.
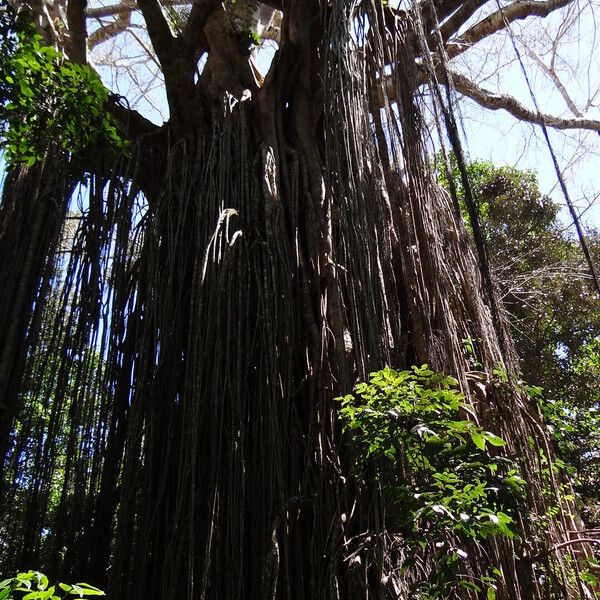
[0,1,594,598]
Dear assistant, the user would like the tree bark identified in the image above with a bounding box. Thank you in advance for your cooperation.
[0,1,595,598]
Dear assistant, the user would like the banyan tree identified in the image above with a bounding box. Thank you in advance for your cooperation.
[0,0,599,597]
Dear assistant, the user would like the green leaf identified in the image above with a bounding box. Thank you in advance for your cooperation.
[73,583,105,596]
[471,431,486,450]
[485,433,506,447]
[16,578,32,590]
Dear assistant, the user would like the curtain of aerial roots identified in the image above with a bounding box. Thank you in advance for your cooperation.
[0,157,73,464]
[1,1,593,598]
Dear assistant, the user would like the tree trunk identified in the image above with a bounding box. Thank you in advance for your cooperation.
[0,1,594,598]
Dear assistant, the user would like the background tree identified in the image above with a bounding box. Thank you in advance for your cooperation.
[1,1,599,599]
[441,157,600,529]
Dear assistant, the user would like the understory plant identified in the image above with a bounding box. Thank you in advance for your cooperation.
[338,365,525,598]
[0,571,104,600]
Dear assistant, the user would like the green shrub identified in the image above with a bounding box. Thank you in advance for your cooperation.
[338,365,525,597]
[0,571,104,600]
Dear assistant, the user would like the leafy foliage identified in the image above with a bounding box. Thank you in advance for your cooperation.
[0,571,104,600]
[338,366,524,598]
[540,339,600,501]
[438,154,600,525]
[0,2,124,167]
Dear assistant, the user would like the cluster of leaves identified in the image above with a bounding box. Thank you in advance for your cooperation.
[539,340,600,502]
[0,0,124,167]
[0,571,104,600]
[338,366,525,599]
[438,154,600,525]
[0,0,18,95]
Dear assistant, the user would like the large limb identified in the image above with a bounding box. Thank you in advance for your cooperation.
[449,69,600,132]
[439,0,487,41]
[446,0,575,60]
[66,0,88,62]
[106,94,159,138]
[182,0,220,58]
[376,66,600,133]
[136,0,175,66]
[136,0,196,132]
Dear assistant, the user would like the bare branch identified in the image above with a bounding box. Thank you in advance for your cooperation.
[450,69,600,132]
[447,0,576,60]
[87,0,140,19]
[86,0,190,20]
[525,47,584,117]
[86,0,195,48]
[89,12,132,48]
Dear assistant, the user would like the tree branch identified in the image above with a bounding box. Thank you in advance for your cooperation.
[529,538,600,562]
[67,0,88,63]
[420,0,470,27]
[137,0,175,67]
[447,0,576,60]
[107,94,159,139]
[439,0,487,41]
[182,0,220,57]
[525,47,584,117]
[86,0,191,19]
[88,12,132,48]
[87,0,137,19]
[450,69,600,132]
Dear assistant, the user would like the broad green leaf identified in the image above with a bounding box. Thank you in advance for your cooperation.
[471,431,485,450]
[485,433,506,447]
